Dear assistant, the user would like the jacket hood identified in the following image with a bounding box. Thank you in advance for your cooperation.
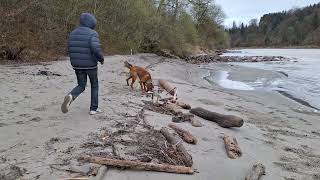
[80,13,97,29]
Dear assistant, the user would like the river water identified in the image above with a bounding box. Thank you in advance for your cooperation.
[220,49,320,110]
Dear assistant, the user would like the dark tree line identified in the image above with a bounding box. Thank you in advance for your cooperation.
[228,3,320,47]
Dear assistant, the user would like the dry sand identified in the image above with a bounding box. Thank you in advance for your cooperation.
[0,54,320,180]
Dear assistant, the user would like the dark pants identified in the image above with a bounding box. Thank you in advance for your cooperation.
[70,68,99,111]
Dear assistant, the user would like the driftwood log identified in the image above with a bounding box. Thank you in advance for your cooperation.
[79,156,194,174]
[160,127,193,167]
[223,135,242,159]
[245,163,266,180]
[190,107,243,128]
[159,79,177,101]
[168,123,197,144]
[61,177,89,180]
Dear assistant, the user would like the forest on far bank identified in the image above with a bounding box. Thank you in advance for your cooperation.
[228,3,320,48]
[0,0,228,61]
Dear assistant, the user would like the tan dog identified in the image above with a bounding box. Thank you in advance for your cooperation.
[124,61,154,93]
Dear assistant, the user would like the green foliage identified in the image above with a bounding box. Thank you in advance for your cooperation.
[228,3,320,47]
[0,0,228,61]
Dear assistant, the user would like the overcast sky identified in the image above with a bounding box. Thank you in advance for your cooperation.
[215,0,320,27]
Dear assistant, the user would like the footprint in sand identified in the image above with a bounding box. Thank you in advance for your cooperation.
[15,121,24,125]
[12,101,19,104]
[0,123,8,127]
[19,113,31,118]
[198,98,223,106]
[33,106,47,111]
[30,117,41,122]
[311,131,320,137]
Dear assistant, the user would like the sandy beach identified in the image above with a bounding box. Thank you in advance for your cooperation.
[1,54,320,180]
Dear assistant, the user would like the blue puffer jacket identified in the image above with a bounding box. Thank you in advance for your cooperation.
[68,13,104,69]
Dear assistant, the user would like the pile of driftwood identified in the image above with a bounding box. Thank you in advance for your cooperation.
[184,54,289,64]
[65,79,265,180]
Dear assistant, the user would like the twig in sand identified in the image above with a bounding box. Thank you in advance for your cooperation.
[136,108,153,129]
[49,165,88,176]
[0,140,24,153]
[93,166,108,180]
[79,156,194,174]
[111,144,118,157]
[59,177,89,180]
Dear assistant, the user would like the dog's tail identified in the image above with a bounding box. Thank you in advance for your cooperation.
[124,61,133,69]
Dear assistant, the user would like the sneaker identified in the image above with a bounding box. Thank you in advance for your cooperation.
[61,94,73,113]
[89,108,102,115]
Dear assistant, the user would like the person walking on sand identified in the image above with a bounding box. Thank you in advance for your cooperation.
[61,13,104,115]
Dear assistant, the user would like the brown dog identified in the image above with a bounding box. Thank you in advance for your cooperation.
[124,61,154,93]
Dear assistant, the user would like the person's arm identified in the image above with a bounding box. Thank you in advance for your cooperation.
[90,32,104,64]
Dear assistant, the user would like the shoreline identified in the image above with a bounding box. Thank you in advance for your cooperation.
[277,90,320,111]
[1,54,320,179]
[202,65,320,111]
[229,46,320,50]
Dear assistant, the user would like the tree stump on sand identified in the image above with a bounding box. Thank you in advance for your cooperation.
[160,127,193,167]
[159,79,177,101]
[190,107,243,128]
[79,156,194,174]
[245,163,266,180]
[168,123,197,144]
[223,135,242,159]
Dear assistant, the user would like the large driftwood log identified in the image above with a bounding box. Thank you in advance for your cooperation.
[190,107,243,128]
[245,163,266,180]
[160,127,193,167]
[164,102,183,115]
[223,135,242,159]
[79,156,194,174]
[168,123,197,144]
[159,79,177,101]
